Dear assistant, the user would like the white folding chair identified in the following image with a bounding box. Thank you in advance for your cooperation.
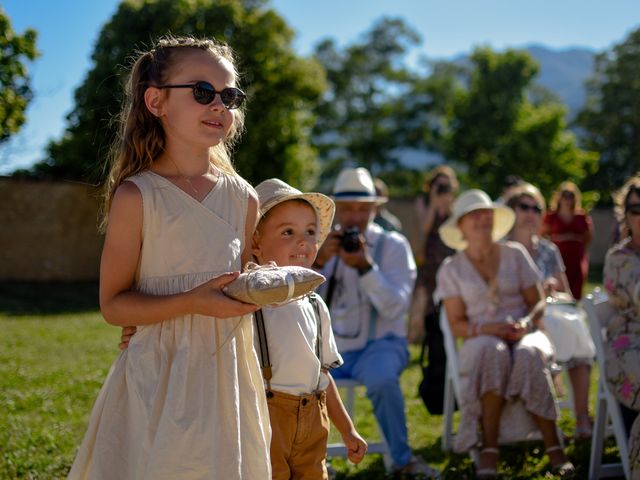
[440,308,565,454]
[582,291,630,480]
[326,378,392,470]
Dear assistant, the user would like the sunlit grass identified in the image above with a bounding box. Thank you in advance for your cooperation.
[0,281,624,479]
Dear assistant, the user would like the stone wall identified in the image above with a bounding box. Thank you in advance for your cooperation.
[0,178,615,282]
[0,178,103,281]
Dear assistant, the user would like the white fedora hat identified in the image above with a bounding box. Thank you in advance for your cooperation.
[439,189,515,250]
[255,178,335,245]
[332,167,387,204]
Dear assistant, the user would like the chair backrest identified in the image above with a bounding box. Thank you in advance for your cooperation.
[582,291,615,375]
[582,290,631,480]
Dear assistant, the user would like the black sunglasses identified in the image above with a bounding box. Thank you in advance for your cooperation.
[625,202,640,215]
[156,81,246,109]
[517,203,542,214]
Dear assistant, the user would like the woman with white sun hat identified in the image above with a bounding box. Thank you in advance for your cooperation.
[435,189,575,479]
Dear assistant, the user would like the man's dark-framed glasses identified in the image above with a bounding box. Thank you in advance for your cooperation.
[156,81,245,109]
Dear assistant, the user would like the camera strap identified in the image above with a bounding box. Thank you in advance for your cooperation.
[324,259,339,309]
[367,233,386,341]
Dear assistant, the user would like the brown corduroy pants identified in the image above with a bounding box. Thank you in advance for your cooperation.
[267,389,330,480]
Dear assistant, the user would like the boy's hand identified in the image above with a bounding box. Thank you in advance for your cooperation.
[343,430,368,464]
[119,325,137,350]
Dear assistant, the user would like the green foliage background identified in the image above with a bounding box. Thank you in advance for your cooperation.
[0,8,39,144]
[3,2,640,202]
[30,0,326,189]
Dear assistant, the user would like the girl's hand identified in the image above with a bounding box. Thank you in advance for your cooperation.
[343,429,368,464]
[189,272,259,318]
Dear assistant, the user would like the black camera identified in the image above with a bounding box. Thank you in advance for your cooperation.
[436,183,451,195]
[340,227,361,253]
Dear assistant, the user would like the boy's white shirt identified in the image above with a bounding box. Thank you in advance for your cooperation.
[256,295,343,396]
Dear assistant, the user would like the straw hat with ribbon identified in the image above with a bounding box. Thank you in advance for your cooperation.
[439,189,515,251]
[332,167,387,204]
[255,178,335,245]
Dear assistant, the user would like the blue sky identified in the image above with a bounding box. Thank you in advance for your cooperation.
[1,0,638,174]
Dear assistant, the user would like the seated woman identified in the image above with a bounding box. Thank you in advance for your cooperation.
[436,189,574,479]
[603,174,640,477]
[505,183,594,439]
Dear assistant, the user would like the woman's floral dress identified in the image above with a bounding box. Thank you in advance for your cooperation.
[603,237,640,476]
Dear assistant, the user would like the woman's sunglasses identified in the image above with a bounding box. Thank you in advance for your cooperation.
[156,81,246,109]
[516,203,542,214]
[625,202,640,216]
[560,190,575,199]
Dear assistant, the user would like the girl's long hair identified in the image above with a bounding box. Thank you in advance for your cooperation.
[100,35,245,231]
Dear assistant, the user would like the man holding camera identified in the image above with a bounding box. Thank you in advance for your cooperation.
[314,167,439,477]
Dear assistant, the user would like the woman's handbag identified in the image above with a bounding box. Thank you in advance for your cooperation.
[418,303,451,415]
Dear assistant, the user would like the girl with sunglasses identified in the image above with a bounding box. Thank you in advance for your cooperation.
[68,36,271,479]
[603,174,640,478]
[541,181,593,300]
[505,183,595,440]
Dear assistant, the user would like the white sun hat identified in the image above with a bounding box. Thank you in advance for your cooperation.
[255,178,335,245]
[332,167,387,204]
[439,189,515,250]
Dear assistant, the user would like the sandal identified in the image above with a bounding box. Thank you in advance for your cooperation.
[574,414,592,439]
[545,445,576,478]
[476,447,499,479]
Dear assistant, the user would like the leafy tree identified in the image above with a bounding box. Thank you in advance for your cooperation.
[30,0,325,188]
[0,8,38,145]
[577,27,640,195]
[445,47,597,197]
[312,18,428,186]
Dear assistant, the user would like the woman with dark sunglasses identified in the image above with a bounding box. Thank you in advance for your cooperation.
[603,174,640,477]
[541,181,593,300]
[505,183,595,440]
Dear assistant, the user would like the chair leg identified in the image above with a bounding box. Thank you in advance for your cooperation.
[442,373,455,452]
[588,389,608,480]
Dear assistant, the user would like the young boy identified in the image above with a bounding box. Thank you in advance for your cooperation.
[252,178,367,479]
[118,178,367,478]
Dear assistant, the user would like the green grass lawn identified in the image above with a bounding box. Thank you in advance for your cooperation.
[0,282,624,479]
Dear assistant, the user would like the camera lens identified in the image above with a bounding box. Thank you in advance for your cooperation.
[341,227,361,253]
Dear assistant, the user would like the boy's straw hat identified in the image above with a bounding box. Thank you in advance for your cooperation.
[255,178,335,245]
[332,167,387,204]
[439,189,515,250]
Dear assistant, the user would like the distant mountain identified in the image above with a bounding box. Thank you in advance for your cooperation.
[449,44,596,119]
[524,44,595,118]
[397,45,596,170]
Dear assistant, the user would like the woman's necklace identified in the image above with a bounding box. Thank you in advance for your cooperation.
[167,156,205,195]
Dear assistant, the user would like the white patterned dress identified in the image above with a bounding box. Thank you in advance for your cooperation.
[603,238,640,478]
